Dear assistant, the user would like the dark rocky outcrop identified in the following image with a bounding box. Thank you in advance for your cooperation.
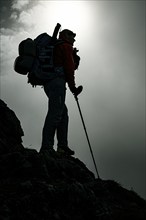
[0,99,24,154]
[0,99,146,220]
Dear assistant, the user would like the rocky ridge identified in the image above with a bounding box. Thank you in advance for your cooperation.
[0,99,146,220]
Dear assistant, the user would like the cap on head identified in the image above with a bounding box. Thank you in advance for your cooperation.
[59,29,76,39]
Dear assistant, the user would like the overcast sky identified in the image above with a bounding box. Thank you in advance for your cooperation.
[0,0,145,199]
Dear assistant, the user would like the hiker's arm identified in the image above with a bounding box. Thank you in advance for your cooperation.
[63,44,76,91]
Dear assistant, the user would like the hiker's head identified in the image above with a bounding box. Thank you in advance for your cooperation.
[59,29,76,45]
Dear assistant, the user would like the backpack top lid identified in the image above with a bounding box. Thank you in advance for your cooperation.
[34,33,52,47]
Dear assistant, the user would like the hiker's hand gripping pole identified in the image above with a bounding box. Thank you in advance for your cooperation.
[74,94,100,179]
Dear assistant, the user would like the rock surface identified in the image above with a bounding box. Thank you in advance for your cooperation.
[0,99,146,220]
[0,99,24,154]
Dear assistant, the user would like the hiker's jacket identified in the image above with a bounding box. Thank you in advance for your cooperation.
[54,41,76,90]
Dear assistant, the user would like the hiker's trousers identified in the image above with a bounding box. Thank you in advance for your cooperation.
[41,77,68,149]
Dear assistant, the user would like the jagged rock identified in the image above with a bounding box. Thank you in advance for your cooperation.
[0,99,146,220]
[0,99,24,154]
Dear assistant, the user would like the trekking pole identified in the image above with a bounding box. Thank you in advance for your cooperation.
[74,95,101,179]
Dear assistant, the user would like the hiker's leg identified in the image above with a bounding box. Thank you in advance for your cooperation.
[41,99,56,149]
[57,104,69,147]
[41,78,66,150]
[56,104,75,155]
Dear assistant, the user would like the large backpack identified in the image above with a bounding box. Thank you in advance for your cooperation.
[14,23,63,87]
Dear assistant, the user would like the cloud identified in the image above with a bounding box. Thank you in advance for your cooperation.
[10,11,18,20]
[0,27,16,36]
[17,10,36,28]
[0,0,39,35]
[0,35,18,78]
[11,0,30,11]
[0,1,41,76]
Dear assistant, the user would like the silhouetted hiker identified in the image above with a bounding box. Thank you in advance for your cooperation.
[40,29,83,156]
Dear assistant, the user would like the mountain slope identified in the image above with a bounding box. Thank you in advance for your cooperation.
[0,99,146,220]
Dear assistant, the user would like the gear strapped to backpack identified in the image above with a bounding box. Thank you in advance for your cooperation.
[14,23,63,87]
[14,23,81,87]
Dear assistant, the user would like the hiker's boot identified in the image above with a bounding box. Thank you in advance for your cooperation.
[39,146,56,156]
[57,146,75,156]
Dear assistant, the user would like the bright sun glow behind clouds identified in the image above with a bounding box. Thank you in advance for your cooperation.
[35,1,94,39]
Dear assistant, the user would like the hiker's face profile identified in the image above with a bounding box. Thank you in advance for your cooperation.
[66,34,75,45]
[59,30,76,45]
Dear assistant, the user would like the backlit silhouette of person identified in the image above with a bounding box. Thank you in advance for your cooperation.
[40,29,83,155]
